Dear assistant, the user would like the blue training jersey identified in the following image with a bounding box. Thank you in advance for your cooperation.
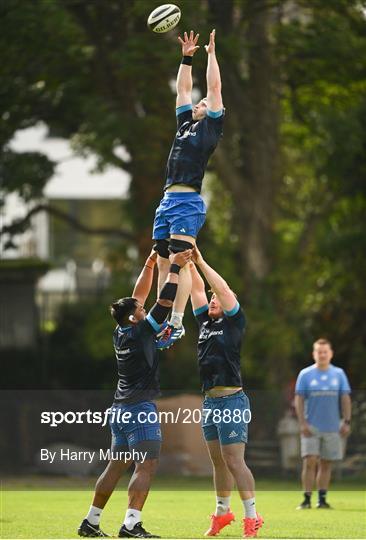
[113,314,162,404]
[194,302,245,392]
[164,105,224,193]
[295,364,351,432]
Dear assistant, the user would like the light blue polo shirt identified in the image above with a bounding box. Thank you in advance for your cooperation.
[295,364,351,432]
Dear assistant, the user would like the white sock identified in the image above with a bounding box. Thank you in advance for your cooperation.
[124,508,141,530]
[86,505,102,526]
[215,495,231,516]
[170,311,184,328]
[243,497,256,518]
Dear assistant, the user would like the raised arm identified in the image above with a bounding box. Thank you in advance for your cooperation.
[132,248,157,306]
[190,262,208,311]
[176,31,199,107]
[205,29,223,112]
[192,246,236,312]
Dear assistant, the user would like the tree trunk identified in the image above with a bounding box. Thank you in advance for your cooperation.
[209,0,281,284]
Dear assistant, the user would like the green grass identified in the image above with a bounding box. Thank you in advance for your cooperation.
[1,477,365,539]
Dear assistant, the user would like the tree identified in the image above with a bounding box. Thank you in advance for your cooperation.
[1,0,366,391]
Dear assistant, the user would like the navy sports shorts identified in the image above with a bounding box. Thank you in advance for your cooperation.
[202,390,251,445]
[152,191,206,239]
[109,401,162,451]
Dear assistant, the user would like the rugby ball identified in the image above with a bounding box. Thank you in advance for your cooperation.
[147,4,181,33]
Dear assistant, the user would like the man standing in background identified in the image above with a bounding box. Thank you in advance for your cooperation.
[294,338,352,510]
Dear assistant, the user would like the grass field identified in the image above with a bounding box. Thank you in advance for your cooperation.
[1,476,365,539]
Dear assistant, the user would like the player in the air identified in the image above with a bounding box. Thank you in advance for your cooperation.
[190,247,264,539]
[78,248,191,538]
[153,29,224,349]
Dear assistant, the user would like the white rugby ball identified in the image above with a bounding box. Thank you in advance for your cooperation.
[147,4,181,33]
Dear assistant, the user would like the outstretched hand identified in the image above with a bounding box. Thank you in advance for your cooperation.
[170,249,192,267]
[205,29,216,54]
[178,30,200,57]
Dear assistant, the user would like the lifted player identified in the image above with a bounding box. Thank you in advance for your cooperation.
[78,248,191,538]
[190,247,264,539]
[153,29,224,349]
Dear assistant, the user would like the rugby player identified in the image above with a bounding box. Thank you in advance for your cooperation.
[190,247,264,538]
[153,29,224,349]
[78,248,191,538]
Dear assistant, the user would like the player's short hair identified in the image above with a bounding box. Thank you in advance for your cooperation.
[110,297,137,326]
[313,338,332,349]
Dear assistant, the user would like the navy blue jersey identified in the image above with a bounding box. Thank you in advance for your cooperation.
[194,303,245,392]
[164,105,224,193]
[113,316,161,404]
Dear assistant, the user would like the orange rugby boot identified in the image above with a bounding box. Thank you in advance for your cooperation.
[205,511,235,536]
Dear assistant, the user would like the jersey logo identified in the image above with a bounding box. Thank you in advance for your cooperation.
[310,379,318,386]
[199,328,224,340]
[115,347,131,355]
[331,378,339,386]
[320,374,328,380]
[180,130,197,139]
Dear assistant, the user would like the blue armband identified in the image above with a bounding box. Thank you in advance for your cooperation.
[207,109,223,118]
[224,302,240,317]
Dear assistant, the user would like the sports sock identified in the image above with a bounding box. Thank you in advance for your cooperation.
[124,508,141,530]
[318,489,327,503]
[170,311,184,328]
[86,505,102,526]
[215,495,231,516]
[304,491,312,503]
[243,497,256,519]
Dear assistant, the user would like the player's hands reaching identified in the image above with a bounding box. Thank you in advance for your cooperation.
[178,31,200,57]
[170,249,192,267]
[192,246,204,266]
[205,29,216,54]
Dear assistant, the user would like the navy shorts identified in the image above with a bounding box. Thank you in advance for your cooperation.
[202,391,251,445]
[109,401,162,451]
[152,191,206,240]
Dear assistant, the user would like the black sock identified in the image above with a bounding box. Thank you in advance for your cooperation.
[304,492,311,503]
[318,489,327,503]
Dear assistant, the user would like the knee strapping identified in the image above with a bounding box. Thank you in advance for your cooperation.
[153,239,170,259]
[169,238,194,254]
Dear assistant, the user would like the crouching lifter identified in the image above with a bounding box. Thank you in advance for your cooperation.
[153,29,224,349]
[190,247,264,538]
[78,248,191,538]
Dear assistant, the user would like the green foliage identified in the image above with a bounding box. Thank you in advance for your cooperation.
[274,3,366,386]
[0,150,54,203]
[1,0,366,391]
